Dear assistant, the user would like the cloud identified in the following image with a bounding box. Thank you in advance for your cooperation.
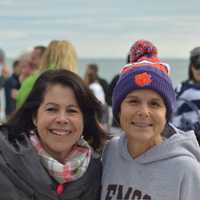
[0,0,14,6]
[0,0,199,58]
[0,30,29,40]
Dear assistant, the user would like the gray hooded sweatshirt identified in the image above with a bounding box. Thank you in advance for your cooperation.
[101,125,200,200]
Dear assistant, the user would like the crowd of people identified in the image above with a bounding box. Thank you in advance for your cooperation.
[0,39,200,199]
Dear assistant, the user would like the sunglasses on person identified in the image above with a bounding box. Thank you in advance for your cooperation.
[193,63,200,70]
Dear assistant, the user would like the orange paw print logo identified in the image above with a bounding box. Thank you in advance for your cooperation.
[134,72,152,87]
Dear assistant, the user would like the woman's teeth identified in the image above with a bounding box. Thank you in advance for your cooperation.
[132,122,152,127]
[50,129,71,136]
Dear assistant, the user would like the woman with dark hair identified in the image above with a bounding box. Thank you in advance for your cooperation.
[173,47,200,138]
[0,69,106,200]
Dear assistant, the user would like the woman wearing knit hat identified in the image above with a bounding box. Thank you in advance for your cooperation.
[101,41,200,200]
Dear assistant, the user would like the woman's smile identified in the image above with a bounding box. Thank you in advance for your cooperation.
[49,128,72,136]
[35,84,84,161]
[120,89,166,146]
[131,121,153,128]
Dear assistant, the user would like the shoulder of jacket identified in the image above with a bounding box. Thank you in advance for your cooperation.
[0,126,30,152]
[175,80,189,93]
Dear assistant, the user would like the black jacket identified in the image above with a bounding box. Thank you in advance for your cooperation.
[0,127,102,200]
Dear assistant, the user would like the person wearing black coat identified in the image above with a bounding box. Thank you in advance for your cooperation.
[0,69,106,200]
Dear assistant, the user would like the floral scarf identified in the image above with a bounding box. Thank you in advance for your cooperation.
[30,134,92,184]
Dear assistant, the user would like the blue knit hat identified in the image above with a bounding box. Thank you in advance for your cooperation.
[112,62,176,123]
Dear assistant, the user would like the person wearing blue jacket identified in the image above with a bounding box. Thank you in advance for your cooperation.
[173,47,200,142]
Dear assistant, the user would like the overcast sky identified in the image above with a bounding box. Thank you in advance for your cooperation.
[0,0,199,58]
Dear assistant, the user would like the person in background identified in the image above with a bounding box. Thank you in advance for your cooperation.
[17,51,34,83]
[16,40,77,108]
[85,64,109,104]
[84,63,109,130]
[173,47,200,143]
[84,64,106,104]
[4,60,21,118]
[0,69,106,199]
[107,55,131,107]
[30,45,46,70]
[101,42,200,200]
[16,46,46,95]
[0,48,10,87]
[0,48,10,122]
[107,55,130,131]
[17,46,46,84]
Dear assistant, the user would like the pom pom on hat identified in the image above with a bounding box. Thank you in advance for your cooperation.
[129,39,158,63]
[127,39,171,75]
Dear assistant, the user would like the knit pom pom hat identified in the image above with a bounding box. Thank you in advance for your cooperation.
[112,39,175,123]
[112,40,176,122]
[112,64,176,123]
[129,39,158,63]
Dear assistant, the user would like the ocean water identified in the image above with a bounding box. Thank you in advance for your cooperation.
[0,57,189,122]
[78,58,189,87]
[7,57,189,87]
